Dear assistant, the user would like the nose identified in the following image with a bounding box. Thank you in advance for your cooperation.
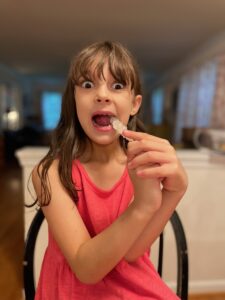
[95,84,111,103]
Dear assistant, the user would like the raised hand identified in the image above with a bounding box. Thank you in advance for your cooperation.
[123,130,188,197]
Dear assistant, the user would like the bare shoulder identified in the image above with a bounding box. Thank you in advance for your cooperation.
[32,158,59,179]
[31,158,60,200]
[32,157,77,215]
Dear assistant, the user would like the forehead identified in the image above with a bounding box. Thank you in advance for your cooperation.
[82,55,112,78]
[74,51,131,82]
[86,56,108,75]
[87,60,118,82]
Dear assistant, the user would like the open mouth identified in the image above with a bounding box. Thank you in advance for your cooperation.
[92,113,114,127]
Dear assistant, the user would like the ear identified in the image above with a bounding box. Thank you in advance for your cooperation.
[130,95,142,116]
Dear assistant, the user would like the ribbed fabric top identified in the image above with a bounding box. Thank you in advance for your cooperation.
[35,160,180,300]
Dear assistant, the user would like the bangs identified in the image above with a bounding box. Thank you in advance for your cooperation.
[70,41,140,93]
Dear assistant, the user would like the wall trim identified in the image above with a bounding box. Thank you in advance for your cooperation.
[167,279,225,294]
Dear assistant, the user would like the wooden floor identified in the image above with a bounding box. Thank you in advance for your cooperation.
[0,160,225,300]
[0,161,24,300]
[189,294,225,300]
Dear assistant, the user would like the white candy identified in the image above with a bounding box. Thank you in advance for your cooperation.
[110,117,127,134]
[110,117,132,142]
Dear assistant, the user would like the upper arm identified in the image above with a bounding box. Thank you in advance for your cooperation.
[32,160,90,271]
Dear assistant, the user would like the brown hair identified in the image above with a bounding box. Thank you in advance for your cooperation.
[33,41,145,207]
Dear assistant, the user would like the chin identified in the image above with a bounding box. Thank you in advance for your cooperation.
[91,137,118,146]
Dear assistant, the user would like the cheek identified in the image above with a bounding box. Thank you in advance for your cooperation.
[120,99,134,115]
[75,100,91,129]
[75,92,84,113]
[74,98,84,123]
[119,106,133,125]
[76,104,85,125]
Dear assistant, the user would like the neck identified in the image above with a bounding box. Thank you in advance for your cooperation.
[79,140,126,164]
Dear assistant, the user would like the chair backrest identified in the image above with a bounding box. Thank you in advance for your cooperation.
[157,211,189,300]
[23,209,188,300]
[24,209,44,300]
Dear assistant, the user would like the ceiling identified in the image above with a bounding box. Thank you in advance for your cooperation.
[1,0,225,77]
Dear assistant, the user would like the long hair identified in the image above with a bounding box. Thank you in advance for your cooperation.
[33,41,145,207]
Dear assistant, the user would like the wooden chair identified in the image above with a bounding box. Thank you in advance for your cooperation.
[24,209,188,300]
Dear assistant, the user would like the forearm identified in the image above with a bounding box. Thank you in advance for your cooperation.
[72,201,157,284]
[122,130,188,262]
[124,189,185,262]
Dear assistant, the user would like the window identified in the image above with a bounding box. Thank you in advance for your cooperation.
[41,91,62,130]
[151,88,164,125]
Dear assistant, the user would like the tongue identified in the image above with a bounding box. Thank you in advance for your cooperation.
[94,115,111,126]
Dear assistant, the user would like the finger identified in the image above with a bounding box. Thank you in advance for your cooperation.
[136,162,180,180]
[127,139,175,160]
[134,165,163,184]
[128,151,175,170]
[126,141,144,161]
[123,130,169,144]
[136,164,168,179]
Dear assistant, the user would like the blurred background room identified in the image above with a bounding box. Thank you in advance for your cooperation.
[1,1,225,299]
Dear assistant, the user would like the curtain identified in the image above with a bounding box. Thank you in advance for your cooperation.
[211,54,225,129]
[174,60,217,143]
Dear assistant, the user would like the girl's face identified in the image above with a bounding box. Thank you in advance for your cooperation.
[74,62,142,146]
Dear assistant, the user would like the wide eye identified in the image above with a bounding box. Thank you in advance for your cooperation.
[112,82,124,90]
[81,81,94,89]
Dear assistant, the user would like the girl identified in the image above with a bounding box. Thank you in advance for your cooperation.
[32,41,188,299]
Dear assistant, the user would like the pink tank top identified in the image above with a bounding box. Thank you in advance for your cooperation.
[35,160,180,300]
